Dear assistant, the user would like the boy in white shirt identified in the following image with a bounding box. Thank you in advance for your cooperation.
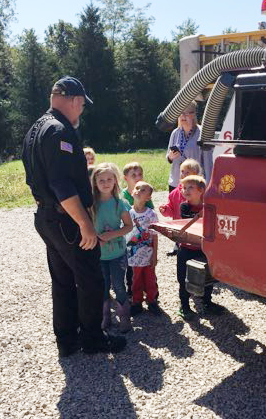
[126,181,161,316]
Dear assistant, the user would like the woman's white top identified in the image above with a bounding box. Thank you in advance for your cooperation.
[166,125,213,187]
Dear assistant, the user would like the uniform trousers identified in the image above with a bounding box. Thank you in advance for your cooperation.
[132,266,158,304]
[177,246,213,308]
[34,207,104,347]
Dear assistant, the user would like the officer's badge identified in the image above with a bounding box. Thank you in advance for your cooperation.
[60,141,73,153]
[219,174,235,193]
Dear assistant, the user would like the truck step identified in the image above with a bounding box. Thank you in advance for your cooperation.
[185,258,218,297]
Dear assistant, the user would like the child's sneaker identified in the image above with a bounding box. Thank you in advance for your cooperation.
[130,303,143,316]
[148,301,162,316]
[178,306,196,321]
[203,302,225,316]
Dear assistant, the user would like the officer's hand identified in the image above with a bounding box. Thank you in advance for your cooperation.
[79,222,98,250]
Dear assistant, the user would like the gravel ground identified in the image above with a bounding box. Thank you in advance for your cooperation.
[1,191,266,419]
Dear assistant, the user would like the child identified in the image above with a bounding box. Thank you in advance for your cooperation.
[91,163,133,333]
[126,181,161,316]
[83,147,96,177]
[122,162,154,298]
[122,162,154,209]
[159,158,201,257]
[177,175,224,320]
[159,159,201,220]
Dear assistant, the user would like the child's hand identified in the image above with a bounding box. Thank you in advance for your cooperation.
[99,231,114,243]
[159,205,166,214]
[150,253,158,268]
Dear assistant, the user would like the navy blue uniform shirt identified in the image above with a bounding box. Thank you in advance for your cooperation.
[22,108,92,208]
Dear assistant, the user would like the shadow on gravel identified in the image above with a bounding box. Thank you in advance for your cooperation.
[214,282,266,305]
[228,286,266,305]
[191,308,266,418]
[57,308,194,418]
[130,308,194,359]
[58,351,138,419]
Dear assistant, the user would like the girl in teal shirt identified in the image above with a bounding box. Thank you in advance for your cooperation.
[91,163,133,333]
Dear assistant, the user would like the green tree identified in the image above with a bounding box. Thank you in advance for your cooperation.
[116,17,178,148]
[223,27,238,34]
[45,20,77,76]
[97,0,134,49]
[0,28,12,155]
[74,4,121,150]
[172,18,199,42]
[0,0,16,31]
[11,29,52,150]
[0,0,16,156]
[171,18,199,74]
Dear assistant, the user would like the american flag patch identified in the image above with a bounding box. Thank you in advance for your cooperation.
[60,141,73,153]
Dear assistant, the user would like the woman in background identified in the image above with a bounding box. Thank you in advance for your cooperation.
[166,101,213,192]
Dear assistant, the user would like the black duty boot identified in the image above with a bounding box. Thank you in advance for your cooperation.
[82,332,126,354]
[57,341,80,358]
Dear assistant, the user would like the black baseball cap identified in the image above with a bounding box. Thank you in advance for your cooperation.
[52,76,93,105]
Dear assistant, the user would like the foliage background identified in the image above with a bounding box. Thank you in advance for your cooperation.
[0,0,202,159]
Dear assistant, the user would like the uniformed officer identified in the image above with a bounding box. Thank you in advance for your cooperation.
[22,76,126,357]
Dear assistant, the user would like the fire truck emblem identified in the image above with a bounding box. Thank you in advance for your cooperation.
[219,174,235,193]
[217,214,239,239]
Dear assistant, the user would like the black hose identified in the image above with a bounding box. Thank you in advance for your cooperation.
[156,48,266,131]
[199,73,236,147]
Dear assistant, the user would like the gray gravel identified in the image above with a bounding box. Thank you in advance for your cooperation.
[1,191,266,419]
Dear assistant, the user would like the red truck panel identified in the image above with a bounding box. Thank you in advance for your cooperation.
[203,154,266,296]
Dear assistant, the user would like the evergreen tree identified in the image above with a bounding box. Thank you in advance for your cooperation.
[0,0,16,32]
[116,17,178,148]
[97,0,134,49]
[223,27,238,34]
[74,5,121,150]
[0,27,12,155]
[172,18,199,42]
[171,18,200,74]
[0,2,184,154]
[11,29,52,151]
[0,0,15,156]
[45,20,77,76]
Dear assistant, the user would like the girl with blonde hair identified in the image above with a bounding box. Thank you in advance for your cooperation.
[91,163,133,333]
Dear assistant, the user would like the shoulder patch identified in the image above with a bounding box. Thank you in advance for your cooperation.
[60,141,73,153]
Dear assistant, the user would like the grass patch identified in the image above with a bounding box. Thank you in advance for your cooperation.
[0,160,34,208]
[0,150,168,209]
[97,149,169,190]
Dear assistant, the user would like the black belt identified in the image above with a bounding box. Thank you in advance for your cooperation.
[36,201,92,219]
[36,201,67,214]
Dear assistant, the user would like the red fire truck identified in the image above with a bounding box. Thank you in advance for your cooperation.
[154,45,266,298]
